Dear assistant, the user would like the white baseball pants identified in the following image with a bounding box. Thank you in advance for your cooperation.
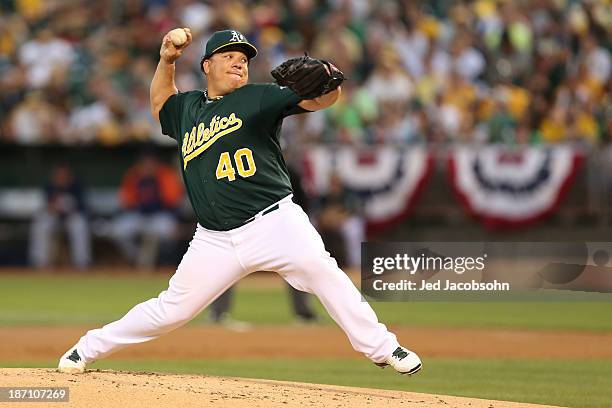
[75,195,399,364]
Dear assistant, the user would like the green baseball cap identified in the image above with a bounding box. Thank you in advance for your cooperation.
[203,29,258,60]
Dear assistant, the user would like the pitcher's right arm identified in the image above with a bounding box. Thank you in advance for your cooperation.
[150,28,192,121]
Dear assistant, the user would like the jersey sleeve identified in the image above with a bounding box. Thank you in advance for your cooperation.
[159,91,201,139]
[259,84,309,120]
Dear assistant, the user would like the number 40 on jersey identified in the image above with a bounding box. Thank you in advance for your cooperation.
[216,148,257,181]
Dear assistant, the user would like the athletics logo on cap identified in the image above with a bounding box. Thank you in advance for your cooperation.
[230,30,245,42]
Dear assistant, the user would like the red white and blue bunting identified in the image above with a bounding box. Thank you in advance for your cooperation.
[448,145,584,229]
[302,146,433,234]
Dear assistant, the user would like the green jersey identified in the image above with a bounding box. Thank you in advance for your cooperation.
[159,83,305,231]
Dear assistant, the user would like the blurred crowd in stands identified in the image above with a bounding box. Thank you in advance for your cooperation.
[0,0,609,146]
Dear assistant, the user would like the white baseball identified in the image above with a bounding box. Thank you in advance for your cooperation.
[169,28,187,47]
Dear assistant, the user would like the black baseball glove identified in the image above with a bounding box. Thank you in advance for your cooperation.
[271,55,345,99]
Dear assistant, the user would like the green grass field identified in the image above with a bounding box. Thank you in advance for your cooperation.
[1,274,611,407]
[2,275,612,331]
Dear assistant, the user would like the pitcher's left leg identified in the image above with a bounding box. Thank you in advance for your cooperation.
[281,206,421,374]
[256,204,395,362]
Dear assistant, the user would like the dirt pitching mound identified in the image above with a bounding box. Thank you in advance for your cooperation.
[0,369,559,408]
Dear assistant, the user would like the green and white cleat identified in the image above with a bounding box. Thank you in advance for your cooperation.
[376,346,422,375]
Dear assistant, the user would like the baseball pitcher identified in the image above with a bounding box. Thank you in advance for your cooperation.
[58,28,421,376]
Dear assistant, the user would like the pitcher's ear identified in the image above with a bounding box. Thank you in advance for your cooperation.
[200,57,209,75]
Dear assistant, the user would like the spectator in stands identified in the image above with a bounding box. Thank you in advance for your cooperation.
[326,81,378,143]
[312,9,363,75]
[448,34,486,83]
[580,34,611,85]
[568,106,600,145]
[112,150,183,268]
[18,28,75,89]
[29,162,91,269]
[365,44,414,107]
[436,69,478,141]
[9,91,67,144]
[540,106,568,144]
[486,97,517,144]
